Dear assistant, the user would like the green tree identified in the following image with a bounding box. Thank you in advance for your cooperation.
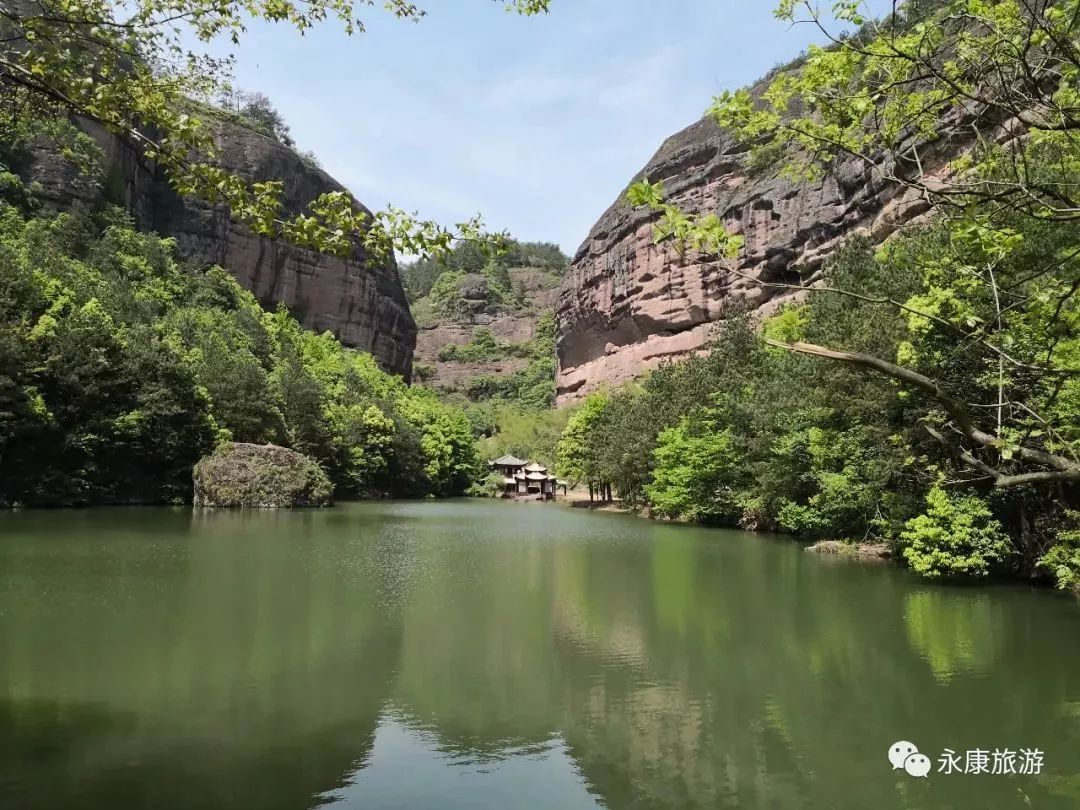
[397,389,478,496]
[326,402,397,495]
[238,92,295,146]
[269,326,332,459]
[556,392,611,497]
[901,485,1016,578]
[0,202,484,504]
[647,422,741,522]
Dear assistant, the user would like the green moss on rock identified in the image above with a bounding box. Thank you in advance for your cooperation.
[193,443,333,508]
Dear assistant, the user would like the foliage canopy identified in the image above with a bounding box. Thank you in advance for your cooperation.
[0,203,478,505]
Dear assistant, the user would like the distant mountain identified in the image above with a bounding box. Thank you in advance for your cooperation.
[403,241,566,409]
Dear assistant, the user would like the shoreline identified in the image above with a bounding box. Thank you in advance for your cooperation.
[565,497,895,565]
[565,497,637,514]
[560,497,1070,592]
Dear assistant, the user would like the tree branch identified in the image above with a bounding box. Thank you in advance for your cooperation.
[764,337,1080,484]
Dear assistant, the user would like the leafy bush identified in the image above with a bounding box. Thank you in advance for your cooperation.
[428,270,471,320]
[413,363,436,382]
[464,374,517,401]
[480,260,516,306]
[900,486,1015,578]
[437,328,531,363]
[466,471,506,498]
[1038,511,1080,591]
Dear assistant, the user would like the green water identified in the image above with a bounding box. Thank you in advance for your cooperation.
[1,500,1079,809]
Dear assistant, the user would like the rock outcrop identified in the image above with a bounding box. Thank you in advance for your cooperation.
[21,118,416,376]
[193,442,333,508]
[413,267,560,392]
[555,115,934,404]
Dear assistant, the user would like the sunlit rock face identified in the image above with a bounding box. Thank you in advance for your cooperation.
[23,119,416,378]
[555,115,935,405]
[413,267,560,392]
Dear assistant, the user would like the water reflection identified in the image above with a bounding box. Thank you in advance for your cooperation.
[322,714,597,809]
[1,501,1079,809]
[903,590,1002,682]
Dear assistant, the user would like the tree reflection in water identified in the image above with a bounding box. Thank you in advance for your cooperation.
[1,501,1078,809]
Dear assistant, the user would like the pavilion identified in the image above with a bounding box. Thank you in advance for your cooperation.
[488,456,568,500]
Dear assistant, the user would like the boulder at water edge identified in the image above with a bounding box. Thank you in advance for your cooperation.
[193,443,333,508]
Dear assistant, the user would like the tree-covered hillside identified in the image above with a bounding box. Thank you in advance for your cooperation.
[563,0,1080,590]
[0,200,477,506]
[557,218,1080,587]
[400,238,568,304]
[400,237,569,470]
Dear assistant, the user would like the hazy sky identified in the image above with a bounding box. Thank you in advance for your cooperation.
[223,1,889,256]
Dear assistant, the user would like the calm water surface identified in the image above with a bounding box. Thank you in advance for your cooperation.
[2,500,1080,809]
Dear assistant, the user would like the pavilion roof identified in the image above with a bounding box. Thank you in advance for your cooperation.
[524,462,547,472]
[491,455,527,467]
[525,472,550,481]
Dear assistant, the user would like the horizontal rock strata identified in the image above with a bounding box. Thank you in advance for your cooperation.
[555,116,935,404]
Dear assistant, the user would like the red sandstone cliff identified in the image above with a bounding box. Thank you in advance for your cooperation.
[23,118,416,377]
[555,116,932,404]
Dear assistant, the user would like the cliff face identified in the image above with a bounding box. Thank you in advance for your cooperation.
[413,267,559,393]
[555,116,932,404]
[22,119,416,377]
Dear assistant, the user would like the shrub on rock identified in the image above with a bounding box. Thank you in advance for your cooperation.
[193,442,333,508]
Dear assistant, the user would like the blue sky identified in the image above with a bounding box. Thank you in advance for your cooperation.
[223,1,888,256]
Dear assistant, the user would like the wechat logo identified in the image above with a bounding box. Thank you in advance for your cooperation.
[889,741,931,778]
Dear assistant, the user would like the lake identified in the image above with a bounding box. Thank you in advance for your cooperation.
[1,499,1079,809]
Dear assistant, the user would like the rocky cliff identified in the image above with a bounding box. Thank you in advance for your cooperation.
[21,118,416,376]
[412,267,560,395]
[555,115,932,404]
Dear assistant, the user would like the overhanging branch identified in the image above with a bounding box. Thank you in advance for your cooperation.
[765,337,1080,487]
